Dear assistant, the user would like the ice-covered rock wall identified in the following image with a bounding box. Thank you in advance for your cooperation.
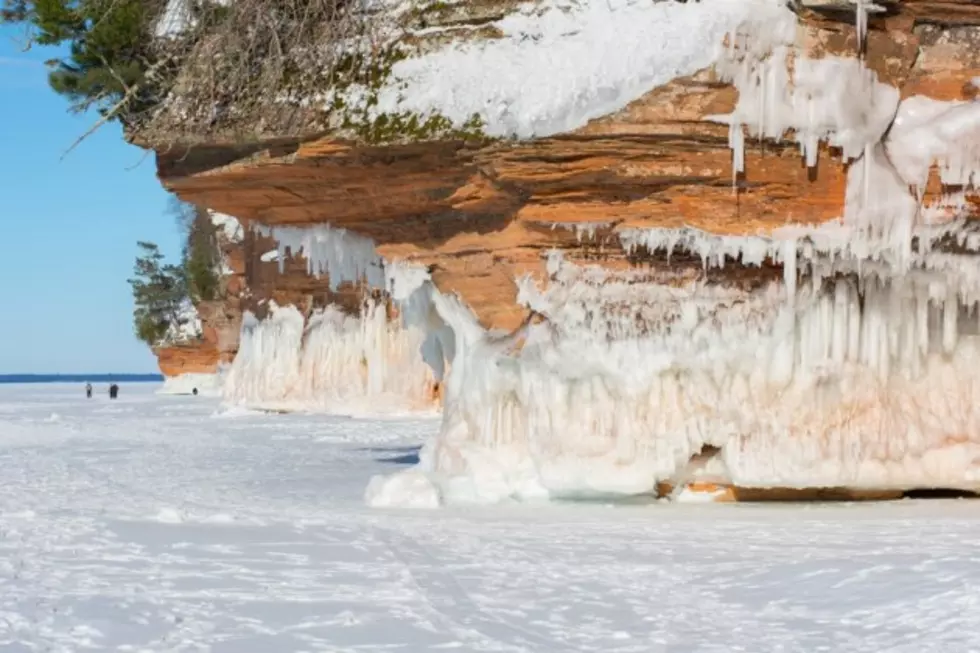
[223,301,439,414]
[222,226,444,414]
[366,0,980,507]
[367,250,980,507]
[148,0,980,504]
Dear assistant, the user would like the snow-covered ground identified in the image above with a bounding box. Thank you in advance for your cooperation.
[3,384,980,652]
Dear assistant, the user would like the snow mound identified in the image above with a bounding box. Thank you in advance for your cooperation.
[364,470,441,509]
[152,507,185,524]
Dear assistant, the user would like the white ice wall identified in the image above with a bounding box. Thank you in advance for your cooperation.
[367,255,980,508]
[223,301,439,415]
[160,298,204,346]
[223,227,446,415]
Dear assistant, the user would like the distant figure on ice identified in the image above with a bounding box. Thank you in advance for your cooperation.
[108,383,119,400]
[192,388,198,396]
[85,383,92,399]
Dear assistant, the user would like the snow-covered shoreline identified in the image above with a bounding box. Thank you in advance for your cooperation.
[3,382,980,651]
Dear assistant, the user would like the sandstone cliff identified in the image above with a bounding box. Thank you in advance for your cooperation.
[155,0,980,332]
[154,211,384,381]
[140,0,980,504]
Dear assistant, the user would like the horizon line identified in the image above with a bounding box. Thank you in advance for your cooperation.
[0,373,164,378]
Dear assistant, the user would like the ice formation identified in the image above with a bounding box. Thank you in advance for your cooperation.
[210,211,244,244]
[365,0,980,508]
[254,224,385,291]
[366,253,980,507]
[223,300,439,414]
[710,2,980,269]
[161,299,203,345]
[224,226,446,414]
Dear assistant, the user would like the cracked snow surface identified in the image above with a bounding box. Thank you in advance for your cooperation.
[3,384,980,652]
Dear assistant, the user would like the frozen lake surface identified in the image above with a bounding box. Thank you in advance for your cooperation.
[2,383,980,652]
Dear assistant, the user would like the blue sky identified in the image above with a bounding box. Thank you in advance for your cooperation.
[0,25,182,374]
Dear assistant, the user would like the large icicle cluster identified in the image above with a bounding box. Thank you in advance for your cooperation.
[255,224,385,291]
[365,0,980,508]
[367,255,980,507]
[711,1,980,273]
[224,226,447,414]
[223,300,439,414]
[712,8,899,172]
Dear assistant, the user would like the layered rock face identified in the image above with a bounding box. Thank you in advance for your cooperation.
[155,343,222,377]
[152,213,246,391]
[156,213,439,409]
[151,0,980,505]
[204,221,442,413]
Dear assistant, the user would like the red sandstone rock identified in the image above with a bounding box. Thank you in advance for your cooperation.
[152,2,980,335]
[154,344,222,377]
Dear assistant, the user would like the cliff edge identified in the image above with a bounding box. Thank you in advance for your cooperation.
[137,0,980,505]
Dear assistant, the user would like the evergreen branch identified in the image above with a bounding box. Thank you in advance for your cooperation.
[61,55,170,159]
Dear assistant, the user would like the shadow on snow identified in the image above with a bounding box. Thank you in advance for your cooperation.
[357,445,421,466]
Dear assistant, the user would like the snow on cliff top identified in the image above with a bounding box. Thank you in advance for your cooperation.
[373,0,787,139]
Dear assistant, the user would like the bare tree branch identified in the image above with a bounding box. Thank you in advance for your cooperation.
[125,148,152,171]
[62,56,171,159]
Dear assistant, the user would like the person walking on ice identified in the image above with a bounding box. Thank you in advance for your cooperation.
[109,383,119,400]
[85,382,92,398]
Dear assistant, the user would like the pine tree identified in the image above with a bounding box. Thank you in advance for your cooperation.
[1,0,165,124]
[128,241,187,346]
[171,199,222,302]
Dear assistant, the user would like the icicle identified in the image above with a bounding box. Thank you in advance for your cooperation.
[831,279,849,363]
[916,291,930,358]
[782,238,797,303]
[730,122,745,192]
[758,60,767,145]
[943,293,958,354]
[927,300,944,354]
[847,281,862,362]
[264,224,385,291]
[855,0,867,56]
[899,296,917,379]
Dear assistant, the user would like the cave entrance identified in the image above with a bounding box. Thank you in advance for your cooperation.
[656,445,729,499]
[901,488,980,500]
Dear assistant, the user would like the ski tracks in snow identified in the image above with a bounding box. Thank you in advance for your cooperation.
[2,384,980,651]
